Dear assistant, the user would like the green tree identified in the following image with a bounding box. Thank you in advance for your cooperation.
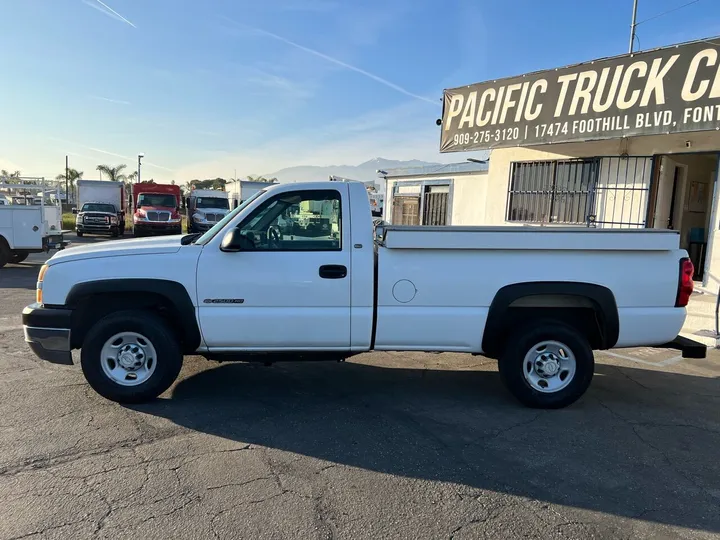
[247,175,278,183]
[96,164,128,182]
[0,169,21,179]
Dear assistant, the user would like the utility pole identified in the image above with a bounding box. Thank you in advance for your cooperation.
[629,0,639,53]
[65,155,69,204]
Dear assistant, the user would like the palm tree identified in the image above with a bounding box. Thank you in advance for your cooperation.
[56,168,84,203]
[55,168,83,185]
[96,164,128,182]
[126,171,138,183]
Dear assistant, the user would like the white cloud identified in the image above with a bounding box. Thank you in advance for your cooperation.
[82,0,137,28]
[221,16,438,106]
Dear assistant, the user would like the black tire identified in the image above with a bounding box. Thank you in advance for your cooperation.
[10,251,29,264]
[133,229,144,238]
[498,319,594,409]
[0,238,10,269]
[111,228,119,238]
[80,310,183,404]
[76,231,84,238]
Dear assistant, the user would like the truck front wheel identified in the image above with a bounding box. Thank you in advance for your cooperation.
[498,320,594,409]
[80,311,183,403]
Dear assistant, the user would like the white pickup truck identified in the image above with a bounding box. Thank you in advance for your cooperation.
[22,180,705,408]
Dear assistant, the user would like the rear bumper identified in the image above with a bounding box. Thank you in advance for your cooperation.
[656,335,707,359]
[22,303,73,365]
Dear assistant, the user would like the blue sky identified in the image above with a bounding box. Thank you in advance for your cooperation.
[1,0,719,183]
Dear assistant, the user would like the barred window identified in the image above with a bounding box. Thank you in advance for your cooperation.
[507,159,599,224]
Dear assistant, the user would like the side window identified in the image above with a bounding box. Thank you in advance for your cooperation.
[237,190,342,251]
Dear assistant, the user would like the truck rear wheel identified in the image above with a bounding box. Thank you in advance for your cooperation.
[10,251,29,264]
[80,311,183,404]
[498,320,594,409]
[0,238,10,268]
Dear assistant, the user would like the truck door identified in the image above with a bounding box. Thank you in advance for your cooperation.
[196,186,351,350]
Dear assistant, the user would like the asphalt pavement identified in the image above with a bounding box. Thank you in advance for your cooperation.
[0,234,719,539]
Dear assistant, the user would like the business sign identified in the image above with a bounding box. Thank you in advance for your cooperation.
[440,38,720,152]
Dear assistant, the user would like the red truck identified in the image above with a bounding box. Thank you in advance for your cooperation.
[131,183,182,237]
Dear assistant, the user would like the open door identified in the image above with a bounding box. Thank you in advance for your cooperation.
[652,156,687,231]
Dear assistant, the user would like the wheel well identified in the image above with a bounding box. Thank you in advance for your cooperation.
[69,291,195,353]
[482,283,619,358]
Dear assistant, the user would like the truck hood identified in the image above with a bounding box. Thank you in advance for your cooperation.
[137,206,176,212]
[195,208,228,214]
[47,236,184,265]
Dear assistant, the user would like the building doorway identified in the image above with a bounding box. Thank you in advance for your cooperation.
[649,152,719,281]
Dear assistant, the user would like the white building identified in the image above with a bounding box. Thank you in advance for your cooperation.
[380,161,489,226]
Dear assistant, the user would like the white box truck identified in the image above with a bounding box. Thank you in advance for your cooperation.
[74,180,127,237]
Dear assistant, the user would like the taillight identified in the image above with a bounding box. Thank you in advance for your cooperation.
[675,257,694,307]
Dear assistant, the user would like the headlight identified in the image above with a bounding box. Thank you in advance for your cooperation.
[134,214,147,222]
[193,214,207,223]
[36,264,49,304]
[110,216,118,224]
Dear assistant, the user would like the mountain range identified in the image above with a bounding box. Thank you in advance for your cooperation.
[265,158,441,189]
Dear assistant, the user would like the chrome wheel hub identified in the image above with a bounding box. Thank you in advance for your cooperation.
[100,332,157,387]
[523,340,577,393]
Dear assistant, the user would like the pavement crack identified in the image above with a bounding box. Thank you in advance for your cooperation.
[206,476,272,491]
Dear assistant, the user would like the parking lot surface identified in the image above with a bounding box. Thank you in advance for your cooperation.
[1,236,720,539]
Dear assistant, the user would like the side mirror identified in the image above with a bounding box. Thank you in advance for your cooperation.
[72,208,78,214]
[220,229,253,252]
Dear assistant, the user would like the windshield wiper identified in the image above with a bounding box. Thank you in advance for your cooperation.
[181,233,202,245]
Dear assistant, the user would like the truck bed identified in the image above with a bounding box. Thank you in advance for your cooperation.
[374,225,686,353]
[380,225,680,251]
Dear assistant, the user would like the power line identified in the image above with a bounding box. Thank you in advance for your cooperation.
[636,0,702,25]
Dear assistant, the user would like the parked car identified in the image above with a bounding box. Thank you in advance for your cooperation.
[22,180,705,408]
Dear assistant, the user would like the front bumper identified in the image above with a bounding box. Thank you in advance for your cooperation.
[656,335,707,358]
[134,222,182,234]
[22,303,73,365]
[77,223,118,235]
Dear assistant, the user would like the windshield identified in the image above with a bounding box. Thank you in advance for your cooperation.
[138,193,177,207]
[196,197,229,210]
[195,189,266,245]
[82,203,115,213]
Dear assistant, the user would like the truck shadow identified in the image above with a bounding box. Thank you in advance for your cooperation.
[134,359,720,532]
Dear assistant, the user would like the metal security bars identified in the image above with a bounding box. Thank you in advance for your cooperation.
[422,187,450,226]
[507,157,653,228]
[507,159,598,224]
[591,157,652,228]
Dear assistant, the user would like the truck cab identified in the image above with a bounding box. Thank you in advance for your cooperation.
[74,202,121,238]
[186,189,230,233]
[132,183,182,237]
